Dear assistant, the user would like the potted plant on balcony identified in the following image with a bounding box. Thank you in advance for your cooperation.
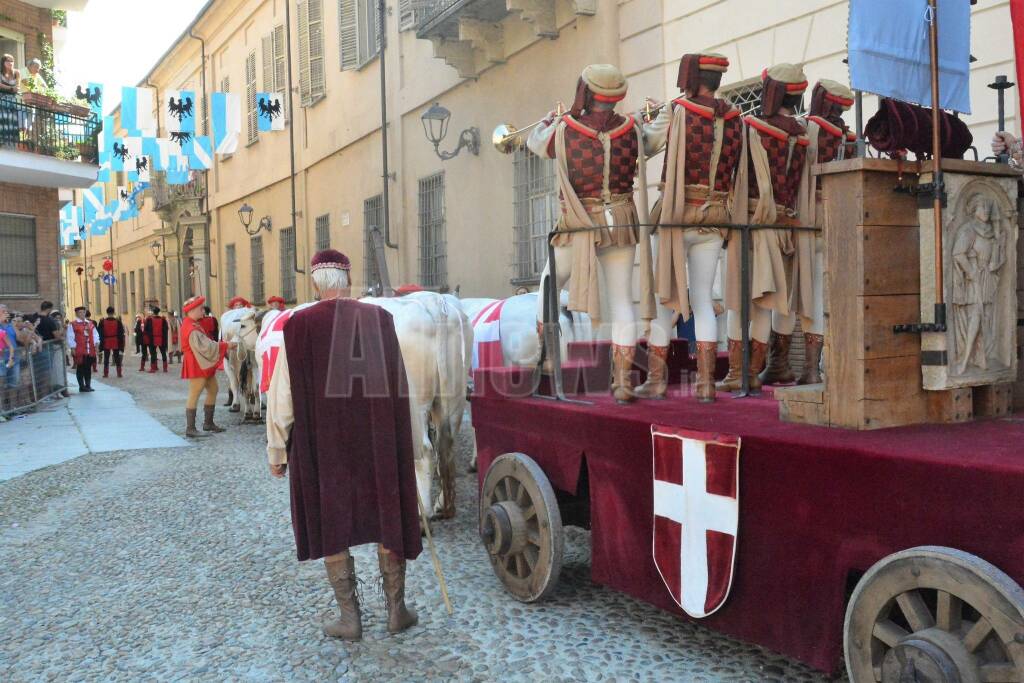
[19,78,55,110]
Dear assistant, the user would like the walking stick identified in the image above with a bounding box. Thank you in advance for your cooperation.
[417,494,454,616]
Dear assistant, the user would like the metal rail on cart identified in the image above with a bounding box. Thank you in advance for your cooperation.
[537,221,819,401]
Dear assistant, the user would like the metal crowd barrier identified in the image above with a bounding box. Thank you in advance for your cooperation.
[0,340,69,418]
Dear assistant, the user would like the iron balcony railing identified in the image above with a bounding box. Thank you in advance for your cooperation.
[150,171,208,211]
[0,95,100,164]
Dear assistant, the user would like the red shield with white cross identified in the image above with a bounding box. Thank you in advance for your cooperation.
[651,425,741,618]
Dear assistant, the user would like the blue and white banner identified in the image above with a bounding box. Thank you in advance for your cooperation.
[257,92,285,132]
[165,89,197,134]
[96,115,113,182]
[75,82,103,117]
[59,204,82,246]
[111,136,130,172]
[186,135,213,170]
[166,153,191,185]
[121,86,157,136]
[82,184,106,225]
[212,91,241,155]
[91,210,113,236]
[848,0,971,113]
[125,137,147,181]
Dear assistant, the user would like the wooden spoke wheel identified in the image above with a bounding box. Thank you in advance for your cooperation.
[479,453,563,603]
[845,546,1024,683]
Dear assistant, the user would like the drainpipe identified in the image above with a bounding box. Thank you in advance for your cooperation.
[379,0,397,249]
[284,0,304,276]
[189,29,216,286]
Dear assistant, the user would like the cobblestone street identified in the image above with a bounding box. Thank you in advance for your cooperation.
[1,367,839,682]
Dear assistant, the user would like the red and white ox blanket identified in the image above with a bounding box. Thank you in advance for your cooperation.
[651,425,741,618]
[471,299,505,371]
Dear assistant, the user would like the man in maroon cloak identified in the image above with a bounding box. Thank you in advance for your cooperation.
[266,248,422,642]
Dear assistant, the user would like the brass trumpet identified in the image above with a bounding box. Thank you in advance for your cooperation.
[492,102,565,154]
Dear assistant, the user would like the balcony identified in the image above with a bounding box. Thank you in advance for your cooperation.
[22,1,91,10]
[150,171,207,219]
[0,95,99,189]
[415,0,597,78]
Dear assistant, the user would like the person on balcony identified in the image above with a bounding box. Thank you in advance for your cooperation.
[0,54,19,147]
[20,59,45,93]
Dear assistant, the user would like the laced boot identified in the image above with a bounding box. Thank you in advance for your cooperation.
[798,333,824,385]
[694,341,717,403]
[715,339,744,392]
[749,339,768,391]
[323,551,362,641]
[202,405,225,433]
[634,345,668,400]
[610,344,637,405]
[185,409,208,438]
[378,547,418,634]
[758,332,795,385]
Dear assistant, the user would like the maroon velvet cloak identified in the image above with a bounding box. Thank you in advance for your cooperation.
[283,299,422,561]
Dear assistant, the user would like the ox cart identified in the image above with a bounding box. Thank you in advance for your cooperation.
[470,156,1024,681]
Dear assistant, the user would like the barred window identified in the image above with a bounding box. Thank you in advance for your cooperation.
[159,261,167,308]
[720,77,806,116]
[119,272,128,313]
[315,214,330,251]
[512,148,558,284]
[0,214,37,295]
[147,265,156,306]
[129,271,136,313]
[280,227,296,302]
[138,268,146,313]
[251,235,265,304]
[225,244,237,299]
[417,173,446,289]
[363,194,383,295]
[245,50,258,145]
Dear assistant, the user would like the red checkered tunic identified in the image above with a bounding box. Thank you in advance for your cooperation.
[662,97,744,193]
[808,115,848,164]
[745,115,808,211]
[555,113,639,199]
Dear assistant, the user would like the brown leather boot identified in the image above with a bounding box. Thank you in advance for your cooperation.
[185,409,208,438]
[634,345,668,400]
[323,551,362,641]
[378,546,418,635]
[715,339,744,392]
[610,344,637,405]
[758,332,795,385]
[798,333,824,385]
[202,405,225,433]
[749,339,768,391]
[695,341,717,403]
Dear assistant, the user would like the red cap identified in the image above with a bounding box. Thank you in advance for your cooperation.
[227,296,252,309]
[267,296,286,305]
[182,296,206,314]
[311,249,351,272]
[395,284,424,296]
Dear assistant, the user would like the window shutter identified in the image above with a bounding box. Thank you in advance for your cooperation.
[262,34,274,93]
[308,0,325,99]
[398,0,414,31]
[338,0,358,71]
[246,50,258,144]
[297,0,311,105]
[272,23,288,120]
[374,0,382,53]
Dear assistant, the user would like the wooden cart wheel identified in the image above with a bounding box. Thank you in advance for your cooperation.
[479,452,563,603]
[845,546,1024,683]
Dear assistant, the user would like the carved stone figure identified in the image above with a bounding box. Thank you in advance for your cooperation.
[951,195,1007,374]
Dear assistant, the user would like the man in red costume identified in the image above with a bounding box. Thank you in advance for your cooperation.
[66,306,99,393]
[266,249,422,642]
[638,52,745,402]
[98,306,126,378]
[761,79,855,387]
[144,306,170,373]
[227,296,251,310]
[199,305,219,341]
[266,295,286,312]
[180,296,233,437]
[721,63,811,391]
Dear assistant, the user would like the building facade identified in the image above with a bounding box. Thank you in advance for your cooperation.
[1,0,96,315]
[61,0,1018,320]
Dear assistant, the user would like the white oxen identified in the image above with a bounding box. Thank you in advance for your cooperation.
[458,291,593,370]
[362,291,472,520]
[220,307,263,420]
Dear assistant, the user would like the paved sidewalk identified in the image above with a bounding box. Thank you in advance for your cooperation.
[0,374,186,481]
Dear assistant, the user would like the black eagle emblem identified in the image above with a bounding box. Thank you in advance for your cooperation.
[112,142,130,162]
[168,96,194,122]
[169,131,192,148]
[258,96,283,122]
[135,157,148,173]
[75,85,102,106]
